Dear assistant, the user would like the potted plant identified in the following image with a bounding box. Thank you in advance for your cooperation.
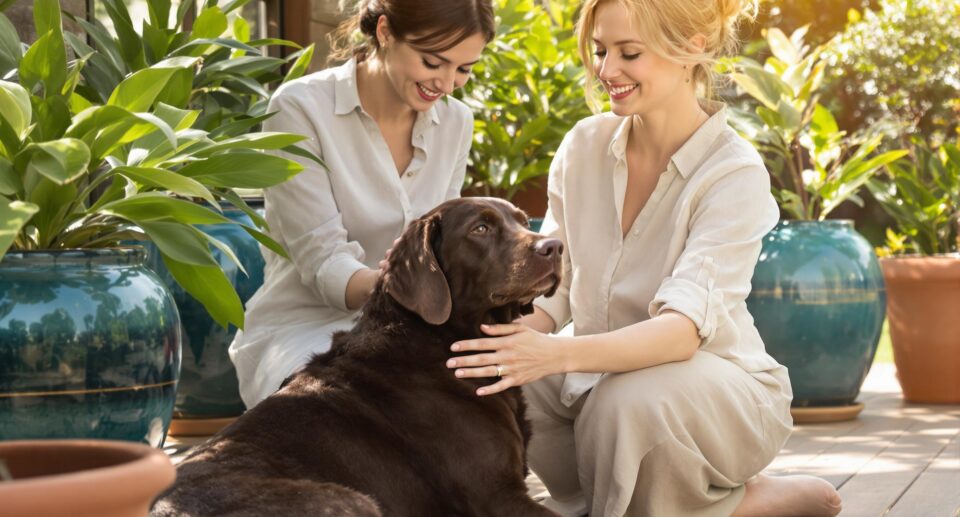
[455,0,592,227]
[724,27,907,421]
[0,439,174,517]
[0,0,309,443]
[868,137,960,403]
[60,0,317,434]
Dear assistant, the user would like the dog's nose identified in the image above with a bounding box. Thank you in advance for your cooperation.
[534,238,563,257]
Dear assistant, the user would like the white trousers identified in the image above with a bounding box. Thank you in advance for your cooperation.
[523,351,792,517]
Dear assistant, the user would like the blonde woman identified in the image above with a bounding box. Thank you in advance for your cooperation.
[230,0,494,408]
[447,0,842,515]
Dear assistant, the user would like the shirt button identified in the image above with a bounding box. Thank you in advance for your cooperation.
[405,171,415,177]
[633,229,640,236]
[564,394,575,402]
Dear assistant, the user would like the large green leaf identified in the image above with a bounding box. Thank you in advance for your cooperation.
[171,37,262,57]
[178,152,304,188]
[19,30,67,96]
[100,194,233,225]
[0,200,38,255]
[200,56,285,77]
[107,57,199,112]
[0,156,18,195]
[67,105,176,158]
[192,6,228,40]
[148,0,172,30]
[141,21,171,64]
[193,132,306,157]
[112,166,217,205]
[33,0,62,44]
[0,80,30,140]
[0,13,22,76]
[16,139,91,185]
[101,0,146,71]
[26,178,77,248]
[135,218,218,266]
[162,254,244,329]
[283,44,315,84]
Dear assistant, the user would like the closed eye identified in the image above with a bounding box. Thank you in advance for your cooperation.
[422,58,474,75]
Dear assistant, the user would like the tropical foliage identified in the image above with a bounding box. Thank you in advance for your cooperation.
[870,138,960,256]
[0,0,319,328]
[455,0,592,200]
[723,27,906,220]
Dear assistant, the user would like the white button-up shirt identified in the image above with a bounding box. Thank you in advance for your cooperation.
[230,59,472,407]
[533,102,791,404]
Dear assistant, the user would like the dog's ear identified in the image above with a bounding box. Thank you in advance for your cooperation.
[382,214,452,325]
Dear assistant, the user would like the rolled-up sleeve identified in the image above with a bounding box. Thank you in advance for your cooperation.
[262,91,367,312]
[533,135,574,333]
[648,164,779,345]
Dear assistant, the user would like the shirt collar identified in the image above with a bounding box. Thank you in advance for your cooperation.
[607,99,728,179]
[333,58,362,116]
[334,58,440,126]
[671,99,727,179]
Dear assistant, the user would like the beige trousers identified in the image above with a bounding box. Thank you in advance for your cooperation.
[524,351,793,517]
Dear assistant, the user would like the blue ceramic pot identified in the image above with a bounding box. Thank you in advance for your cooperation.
[530,217,544,233]
[144,203,265,418]
[0,248,181,445]
[747,220,886,407]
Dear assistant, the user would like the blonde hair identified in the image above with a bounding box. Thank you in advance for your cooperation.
[576,0,757,111]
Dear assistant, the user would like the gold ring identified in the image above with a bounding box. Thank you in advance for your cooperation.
[496,364,504,377]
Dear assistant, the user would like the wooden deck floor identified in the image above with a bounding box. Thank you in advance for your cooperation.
[760,364,960,517]
[165,363,960,516]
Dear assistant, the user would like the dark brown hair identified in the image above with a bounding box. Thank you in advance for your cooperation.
[329,0,496,63]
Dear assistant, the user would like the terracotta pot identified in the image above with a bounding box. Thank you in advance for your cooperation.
[880,255,960,403]
[0,440,175,517]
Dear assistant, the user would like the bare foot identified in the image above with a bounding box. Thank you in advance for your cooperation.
[731,474,842,517]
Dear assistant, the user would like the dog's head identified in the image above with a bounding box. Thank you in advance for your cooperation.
[381,197,562,328]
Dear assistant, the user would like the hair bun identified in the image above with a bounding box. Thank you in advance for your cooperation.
[357,0,382,36]
[720,0,758,23]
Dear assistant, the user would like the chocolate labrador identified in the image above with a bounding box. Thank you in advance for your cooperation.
[151,197,563,517]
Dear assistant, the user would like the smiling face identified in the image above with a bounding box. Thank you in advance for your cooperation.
[379,28,488,112]
[590,1,691,117]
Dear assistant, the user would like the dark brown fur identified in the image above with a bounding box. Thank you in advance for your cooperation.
[151,198,563,517]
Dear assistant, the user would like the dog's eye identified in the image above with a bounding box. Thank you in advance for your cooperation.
[471,224,489,234]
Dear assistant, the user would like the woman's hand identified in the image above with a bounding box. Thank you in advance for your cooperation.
[378,237,401,271]
[447,323,571,396]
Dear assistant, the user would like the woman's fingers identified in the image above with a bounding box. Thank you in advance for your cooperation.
[453,365,500,379]
[476,377,515,396]
[446,352,499,368]
[480,323,522,336]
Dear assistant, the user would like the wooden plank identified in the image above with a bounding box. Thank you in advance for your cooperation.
[770,406,919,487]
[886,434,960,517]
[835,416,959,517]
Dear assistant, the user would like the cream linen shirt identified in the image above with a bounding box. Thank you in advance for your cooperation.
[229,59,472,407]
[533,102,791,406]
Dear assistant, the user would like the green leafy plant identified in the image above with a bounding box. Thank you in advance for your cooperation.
[0,0,319,329]
[723,26,907,220]
[455,0,592,200]
[869,138,960,256]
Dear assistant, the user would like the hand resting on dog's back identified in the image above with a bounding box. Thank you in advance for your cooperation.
[151,197,564,517]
